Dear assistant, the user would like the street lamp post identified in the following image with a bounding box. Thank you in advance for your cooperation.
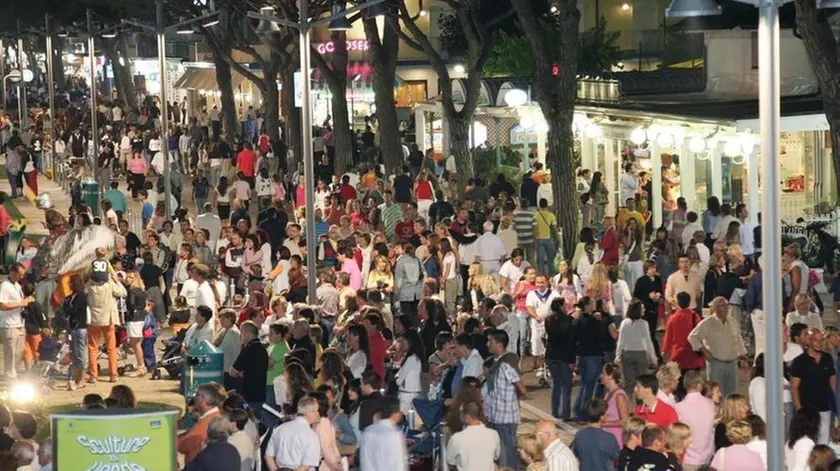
[156,0,172,218]
[123,0,220,219]
[45,15,57,177]
[0,39,5,112]
[664,0,819,468]
[17,21,27,129]
[86,10,98,147]
[249,0,389,299]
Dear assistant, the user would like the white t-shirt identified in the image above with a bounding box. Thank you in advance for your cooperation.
[179,279,200,308]
[195,281,217,316]
[499,260,531,292]
[347,350,367,379]
[112,107,122,121]
[525,289,558,320]
[0,280,24,328]
[442,253,458,280]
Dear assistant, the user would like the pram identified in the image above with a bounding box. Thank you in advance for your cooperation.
[37,338,72,390]
[407,397,447,471]
[96,325,135,376]
[152,328,186,380]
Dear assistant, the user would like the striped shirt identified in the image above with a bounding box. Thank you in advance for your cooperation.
[380,203,403,239]
[513,209,535,246]
[546,439,581,471]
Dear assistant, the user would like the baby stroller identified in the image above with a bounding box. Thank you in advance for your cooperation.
[152,328,186,380]
[38,338,72,390]
[97,325,134,376]
[407,397,447,471]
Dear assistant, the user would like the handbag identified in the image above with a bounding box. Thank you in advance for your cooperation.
[619,238,636,270]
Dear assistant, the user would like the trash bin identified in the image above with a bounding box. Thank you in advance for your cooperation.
[182,340,224,402]
[80,178,100,215]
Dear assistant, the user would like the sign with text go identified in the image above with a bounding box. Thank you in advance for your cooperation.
[314,40,370,54]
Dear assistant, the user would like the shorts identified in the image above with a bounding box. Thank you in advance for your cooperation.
[530,320,546,356]
[23,334,42,363]
[126,321,145,338]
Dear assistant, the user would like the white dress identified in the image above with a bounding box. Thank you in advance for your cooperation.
[396,355,422,413]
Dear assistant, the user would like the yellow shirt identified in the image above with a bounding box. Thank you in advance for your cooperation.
[366,271,394,289]
[534,210,556,240]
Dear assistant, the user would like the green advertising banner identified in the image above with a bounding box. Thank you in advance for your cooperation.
[51,409,178,471]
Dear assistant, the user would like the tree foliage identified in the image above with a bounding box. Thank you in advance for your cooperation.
[483,17,620,77]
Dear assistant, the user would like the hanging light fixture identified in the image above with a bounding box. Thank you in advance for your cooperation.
[328,3,352,31]
[630,127,647,145]
[665,0,722,17]
[723,140,741,157]
[255,6,280,34]
[689,136,707,153]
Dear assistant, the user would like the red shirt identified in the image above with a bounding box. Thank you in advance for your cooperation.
[633,399,678,428]
[327,207,345,226]
[415,181,433,200]
[599,227,619,266]
[339,184,357,203]
[394,220,414,241]
[368,331,387,380]
[236,149,256,177]
[662,308,706,370]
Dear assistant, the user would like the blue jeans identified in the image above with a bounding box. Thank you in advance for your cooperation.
[574,355,603,420]
[488,422,518,469]
[547,360,573,420]
[537,239,556,276]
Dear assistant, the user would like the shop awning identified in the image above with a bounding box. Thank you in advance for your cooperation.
[311,61,403,91]
[174,66,260,92]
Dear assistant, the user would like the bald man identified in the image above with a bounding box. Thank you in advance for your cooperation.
[534,420,579,471]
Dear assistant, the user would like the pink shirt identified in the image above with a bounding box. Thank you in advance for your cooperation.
[128,158,146,174]
[710,444,764,471]
[342,258,362,291]
[674,391,716,466]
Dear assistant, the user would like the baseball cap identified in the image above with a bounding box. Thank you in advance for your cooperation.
[90,258,110,283]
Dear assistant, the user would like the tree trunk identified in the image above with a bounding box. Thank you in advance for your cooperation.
[327,31,351,175]
[51,39,66,92]
[117,36,138,109]
[547,114,578,255]
[794,0,840,194]
[365,18,402,174]
[214,52,238,141]
[102,39,126,105]
[281,66,302,165]
[510,0,580,252]
[447,114,474,190]
[262,53,281,143]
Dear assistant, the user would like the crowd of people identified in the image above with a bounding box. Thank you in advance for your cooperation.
[3,80,840,471]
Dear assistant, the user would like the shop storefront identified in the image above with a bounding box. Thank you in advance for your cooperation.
[413,79,835,228]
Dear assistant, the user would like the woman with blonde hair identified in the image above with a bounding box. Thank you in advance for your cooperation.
[665,422,692,467]
[710,420,765,471]
[656,362,681,405]
[123,271,149,377]
[584,261,613,314]
[785,292,823,330]
[715,394,751,450]
[366,255,394,291]
[517,433,547,471]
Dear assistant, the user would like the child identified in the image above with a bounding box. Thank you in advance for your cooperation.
[169,296,191,335]
[256,167,273,212]
[618,416,646,471]
[22,283,45,371]
[37,328,60,364]
[570,398,621,471]
[141,300,158,373]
